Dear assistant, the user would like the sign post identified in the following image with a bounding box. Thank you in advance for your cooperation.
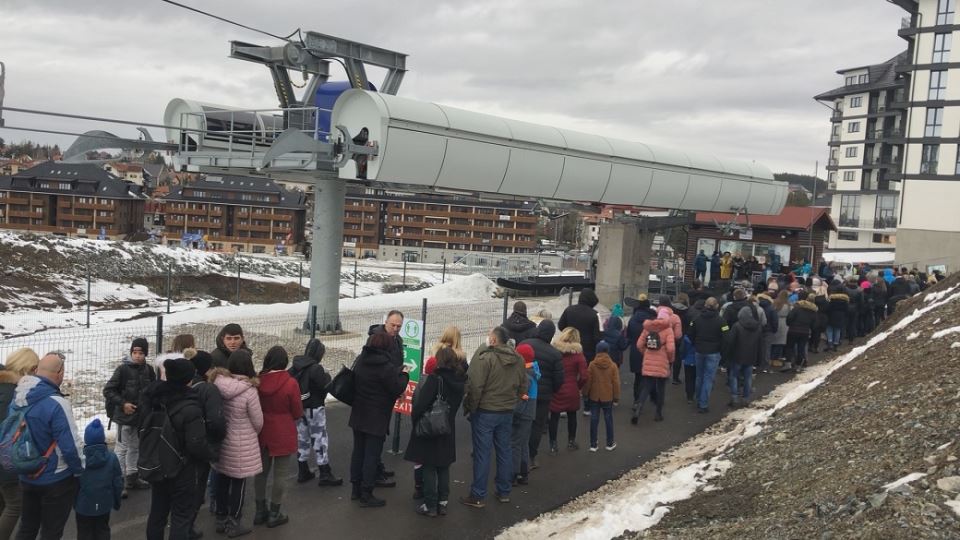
[390,302,426,452]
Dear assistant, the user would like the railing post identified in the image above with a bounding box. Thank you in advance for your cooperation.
[442,259,446,284]
[620,283,626,306]
[156,316,164,355]
[299,261,303,302]
[86,266,91,329]
[310,306,318,340]
[236,256,241,305]
[568,288,574,307]
[502,292,509,324]
[354,259,359,299]
[403,258,407,288]
[166,265,172,314]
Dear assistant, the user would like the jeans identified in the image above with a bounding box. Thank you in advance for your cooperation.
[548,411,578,444]
[469,411,513,500]
[114,425,139,477]
[695,353,721,410]
[16,476,78,540]
[728,363,753,401]
[213,475,246,520]
[683,365,696,401]
[826,325,843,346]
[588,401,614,448]
[770,343,785,361]
[76,513,110,540]
[785,333,808,368]
[350,430,385,491]
[0,481,22,540]
[421,465,449,511]
[528,399,551,460]
[510,417,534,478]
[147,463,196,540]
[637,377,666,415]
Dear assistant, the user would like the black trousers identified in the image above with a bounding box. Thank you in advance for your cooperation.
[548,410,578,444]
[16,476,78,540]
[671,356,683,383]
[191,461,211,529]
[527,398,551,459]
[683,365,696,400]
[148,463,198,540]
[214,475,246,520]
[76,513,111,540]
[350,430,385,491]
[846,312,860,342]
[637,377,667,415]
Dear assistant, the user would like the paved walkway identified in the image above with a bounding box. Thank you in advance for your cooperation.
[82,354,827,540]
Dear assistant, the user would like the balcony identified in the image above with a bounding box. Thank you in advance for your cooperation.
[837,217,898,231]
[874,216,898,230]
[831,110,843,121]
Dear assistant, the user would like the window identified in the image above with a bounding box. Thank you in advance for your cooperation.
[929,71,948,100]
[843,170,856,181]
[875,195,897,229]
[845,75,856,86]
[839,194,861,227]
[848,121,861,133]
[921,144,940,173]
[838,231,860,241]
[956,144,960,174]
[850,96,863,108]
[925,107,944,137]
[828,172,837,184]
[832,124,840,136]
[933,33,952,63]
[937,0,956,25]
[872,234,895,244]
[858,74,868,84]
[845,147,858,158]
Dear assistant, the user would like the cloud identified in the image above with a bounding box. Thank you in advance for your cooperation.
[0,0,908,175]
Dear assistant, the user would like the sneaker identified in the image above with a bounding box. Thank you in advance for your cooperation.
[559,412,567,418]
[438,501,448,516]
[459,495,485,509]
[530,457,540,470]
[589,445,598,452]
[686,399,694,405]
[605,443,617,451]
[567,441,579,451]
[697,407,710,414]
[375,477,397,488]
[415,504,438,518]
[582,410,591,416]
[549,441,559,455]
[654,413,664,422]
[496,493,510,503]
[671,380,681,385]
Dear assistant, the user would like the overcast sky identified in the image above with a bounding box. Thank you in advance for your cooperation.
[0,0,908,175]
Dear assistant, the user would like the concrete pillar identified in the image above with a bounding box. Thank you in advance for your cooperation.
[308,176,346,332]
[595,223,655,307]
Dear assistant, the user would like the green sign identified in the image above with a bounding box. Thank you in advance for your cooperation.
[394,318,424,415]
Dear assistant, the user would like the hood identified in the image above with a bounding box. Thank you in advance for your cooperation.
[357,345,392,366]
[13,375,59,408]
[83,443,110,470]
[630,305,655,323]
[757,295,773,306]
[304,338,325,362]
[552,339,583,355]
[737,307,761,331]
[578,288,599,308]
[142,379,199,408]
[504,313,536,333]
[484,344,522,367]
[591,353,614,369]
[367,323,386,337]
[536,320,557,342]
[795,300,818,312]
[258,370,291,397]
[642,317,671,333]
[209,368,256,399]
[829,293,850,302]
[290,354,317,375]
[698,308,719,320]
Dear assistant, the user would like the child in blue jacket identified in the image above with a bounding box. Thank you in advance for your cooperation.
[681,334,697,404]
[75,418,123,540]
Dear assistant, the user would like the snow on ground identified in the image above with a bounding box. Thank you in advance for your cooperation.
[498,287,960,540]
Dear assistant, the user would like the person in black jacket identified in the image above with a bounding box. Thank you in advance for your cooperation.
[687,298,727,413]
[724,306,763,407]
[403,348,467,517]
[519,320,564,467]
[503,302,538,344]
[367,310,405,368]
[843,278,863,344]
[103,337,156,495]
[626,295,657,410]
[143,359,215,540]
[289,338,343,487]
[558,288,602,363]
[349,332,410,508]
[826,284,850,352]
[184,348,224,537]
[210,324,250,369]
[782,295,818,373]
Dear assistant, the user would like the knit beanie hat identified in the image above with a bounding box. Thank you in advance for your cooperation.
[596,341,611,353]
[131,337,149,356]
[611,303,624,318]
[84,418,105,445]
[164,358,196,386]
[658,296,672,308]
[513,301,528,317]
[516,343,535,364]
[189,350,213,378]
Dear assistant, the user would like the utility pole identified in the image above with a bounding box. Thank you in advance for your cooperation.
[0,62,6,127]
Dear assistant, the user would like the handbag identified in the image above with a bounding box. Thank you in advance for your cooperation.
[327,365,356,406]
[414,377,451,438]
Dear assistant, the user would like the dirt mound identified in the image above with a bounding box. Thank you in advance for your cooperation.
[639,274,960,539]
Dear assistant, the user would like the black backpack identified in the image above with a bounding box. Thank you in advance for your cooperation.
[645,331,662,351]
[137,401,188,483]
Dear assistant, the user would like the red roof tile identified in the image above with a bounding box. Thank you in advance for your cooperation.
[695,206,836,232]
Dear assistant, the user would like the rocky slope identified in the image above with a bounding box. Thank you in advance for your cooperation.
[639,275,960,539]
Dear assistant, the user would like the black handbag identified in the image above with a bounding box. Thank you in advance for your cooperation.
[327,365,356,406]
[414,377,451,438]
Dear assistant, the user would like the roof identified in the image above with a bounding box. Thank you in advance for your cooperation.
[694,206,837,232]
[814,52,909,101]
[164,174,306,209]
[143,164,164,178]
[8,162,146,199]
[108,162,143,173]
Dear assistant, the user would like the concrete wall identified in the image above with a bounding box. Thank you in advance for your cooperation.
[595,223,654,307]
[895,228,960,273]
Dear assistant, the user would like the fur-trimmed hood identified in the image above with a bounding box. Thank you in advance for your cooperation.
[552,340,584,355]
[829,293,850,303]
[795,300,818,312]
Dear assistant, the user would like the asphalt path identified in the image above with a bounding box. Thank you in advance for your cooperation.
[74,352,828,540]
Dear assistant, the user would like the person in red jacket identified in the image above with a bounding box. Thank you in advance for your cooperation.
[548,328,589,453]
[253,346,303,528]
[634,309,676,422]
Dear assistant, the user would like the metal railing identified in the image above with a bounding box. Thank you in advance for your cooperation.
[837,216,898,230]
[174,105,325,157]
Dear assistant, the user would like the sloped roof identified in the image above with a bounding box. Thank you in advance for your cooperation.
[814,52,909,101]
[695,206,836,232]
[165,174,306,209]
[8,162,146,199]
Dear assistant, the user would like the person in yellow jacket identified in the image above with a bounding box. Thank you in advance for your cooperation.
[720,252,734,281]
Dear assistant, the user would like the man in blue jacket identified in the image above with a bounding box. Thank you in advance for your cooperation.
[13,352,84,540]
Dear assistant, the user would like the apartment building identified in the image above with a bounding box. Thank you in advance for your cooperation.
[160,175,306,253]
[103,162,145,185]
[341,188,537,263]
[891,0,960,272]
[815,53,908,265]
[0,162,146,238]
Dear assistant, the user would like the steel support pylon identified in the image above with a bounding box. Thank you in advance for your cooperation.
[308,175,346,332]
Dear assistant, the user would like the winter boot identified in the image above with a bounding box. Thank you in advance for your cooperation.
[214,516,228,534]
[296,461,315,484]
[127,473,150,490]
[779,362,794,373]
[351,482,362,500]
[359,489,386,508]
[316,464,343,487]
[121,485,128,500]
[266,503,288,528]
[224,517,252,538]
[252,499,269,526]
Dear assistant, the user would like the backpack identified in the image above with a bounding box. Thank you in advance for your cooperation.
[0,403,57,478]
[295,365,314,402]
[645,331,662,351]
[137,402,188,483]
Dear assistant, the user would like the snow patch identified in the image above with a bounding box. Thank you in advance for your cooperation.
[883,472,927,491]
[866,380,881,390]
[907,332,921,341]
[926,285,959,303]
[932,326,960,339]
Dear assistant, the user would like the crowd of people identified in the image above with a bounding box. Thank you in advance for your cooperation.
[0,259,936,539]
